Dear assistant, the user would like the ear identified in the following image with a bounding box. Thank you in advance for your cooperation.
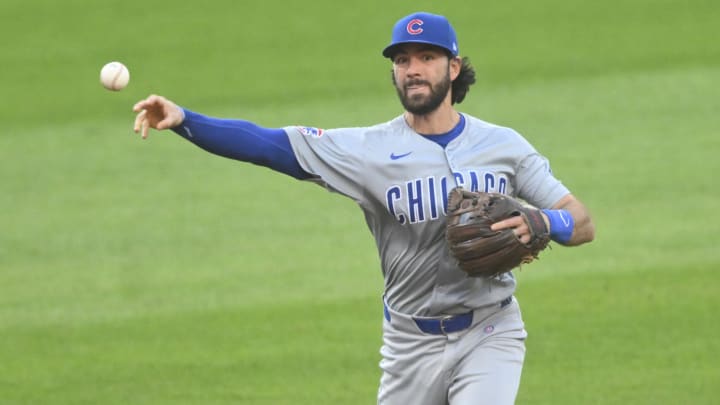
[449,57,461,81]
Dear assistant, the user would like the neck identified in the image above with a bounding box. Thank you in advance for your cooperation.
[404,100,459,135]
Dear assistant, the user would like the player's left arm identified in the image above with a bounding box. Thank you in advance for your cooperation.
[546,194,595,246]
[491,194,595,246]
[490,147,595,246]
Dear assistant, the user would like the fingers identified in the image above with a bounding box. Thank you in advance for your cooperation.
[133,95,153,139]
[133,94,162,113]
[133,108,151,139]
[142,117,149,139]
[514,224,529,242]
[133,109,147,133]
[490,216,524,231]
[132,95,183,137]
[132,94,172,139]
[491,216,531,242]
[518,233,531,244]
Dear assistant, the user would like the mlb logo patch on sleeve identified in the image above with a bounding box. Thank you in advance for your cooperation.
[295,126,324,138]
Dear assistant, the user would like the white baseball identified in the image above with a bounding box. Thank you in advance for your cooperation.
[100,61,130,91]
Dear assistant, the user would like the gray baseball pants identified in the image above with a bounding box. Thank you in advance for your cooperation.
[378,297,527,405]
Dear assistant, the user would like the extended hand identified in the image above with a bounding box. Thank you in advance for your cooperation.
[132,95,184,139]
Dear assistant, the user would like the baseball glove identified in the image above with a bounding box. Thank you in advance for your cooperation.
[445,187,550,277]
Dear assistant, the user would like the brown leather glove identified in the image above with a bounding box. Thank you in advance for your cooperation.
[446,187,550,277]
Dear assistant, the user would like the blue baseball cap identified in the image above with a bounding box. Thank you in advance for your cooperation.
[382,12,459,58]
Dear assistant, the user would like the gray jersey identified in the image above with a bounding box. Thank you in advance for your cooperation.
[285,114,569,316]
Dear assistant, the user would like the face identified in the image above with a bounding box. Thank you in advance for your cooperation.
[391,44,458,115]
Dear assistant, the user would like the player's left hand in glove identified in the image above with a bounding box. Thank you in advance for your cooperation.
[445,187,551,277]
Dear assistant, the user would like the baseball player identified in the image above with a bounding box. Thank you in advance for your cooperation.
[132,11,595,405]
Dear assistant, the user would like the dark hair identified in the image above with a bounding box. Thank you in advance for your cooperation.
[451,56,476,105]
[390,54,476,105]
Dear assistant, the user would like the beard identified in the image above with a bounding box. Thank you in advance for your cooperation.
[394,69,452,116]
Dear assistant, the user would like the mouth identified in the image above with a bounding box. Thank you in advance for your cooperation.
[405,82,430,94]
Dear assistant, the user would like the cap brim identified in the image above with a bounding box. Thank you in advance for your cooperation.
[382,43,403,58]
[382,41,456,58]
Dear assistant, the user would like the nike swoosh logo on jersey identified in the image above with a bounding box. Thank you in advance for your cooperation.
[390,151,413,160]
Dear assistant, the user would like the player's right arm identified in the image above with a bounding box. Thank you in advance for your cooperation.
[131,94,311,180]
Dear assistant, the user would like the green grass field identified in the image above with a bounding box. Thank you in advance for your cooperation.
[2,0,719,403]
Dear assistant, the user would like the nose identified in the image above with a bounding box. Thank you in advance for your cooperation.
[405,55,422,77]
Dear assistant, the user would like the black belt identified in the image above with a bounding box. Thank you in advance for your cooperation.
[384,296,513,335]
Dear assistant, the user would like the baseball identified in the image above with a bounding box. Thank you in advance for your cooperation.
[100,61,130,91]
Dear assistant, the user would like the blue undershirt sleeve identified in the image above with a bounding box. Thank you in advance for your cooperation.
[170,108,312,180]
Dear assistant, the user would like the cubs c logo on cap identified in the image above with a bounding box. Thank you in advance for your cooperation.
[406,19,424,35]
[382,12,459,58]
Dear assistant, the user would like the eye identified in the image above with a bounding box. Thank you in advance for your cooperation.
[394,55,409,65]
[422,54,435,62]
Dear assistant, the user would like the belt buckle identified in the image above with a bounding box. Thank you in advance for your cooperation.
[439,315,454,335]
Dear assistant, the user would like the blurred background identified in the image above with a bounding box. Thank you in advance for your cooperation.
[1,0,718,403]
